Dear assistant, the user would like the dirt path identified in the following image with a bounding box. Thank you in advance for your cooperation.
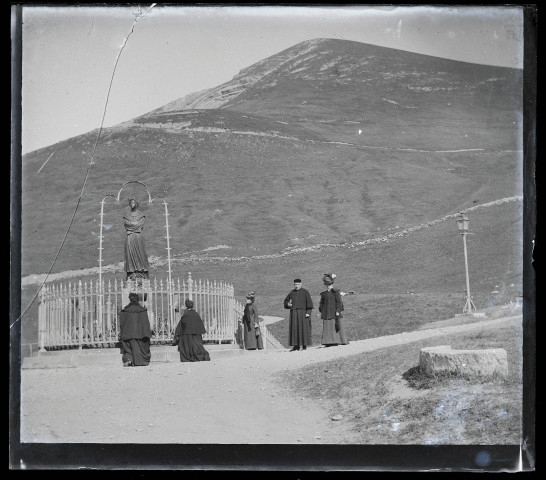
[20,315,520,444]
[21,351,353,444]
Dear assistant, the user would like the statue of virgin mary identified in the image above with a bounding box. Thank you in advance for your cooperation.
[123,198,150,280]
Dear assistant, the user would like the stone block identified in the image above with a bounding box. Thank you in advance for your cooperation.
[419,345,508,378]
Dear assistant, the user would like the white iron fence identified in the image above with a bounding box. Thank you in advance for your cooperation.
[38,273,244,350]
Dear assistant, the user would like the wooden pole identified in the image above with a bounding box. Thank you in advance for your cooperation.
[162,200,174,326]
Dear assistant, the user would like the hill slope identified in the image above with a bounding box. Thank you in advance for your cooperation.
[21,38,522,279]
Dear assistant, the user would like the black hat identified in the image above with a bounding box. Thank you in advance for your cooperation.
[246,291,255,299]
[128,292,140,302]
[293,278,302,283]
[185,299,194,309]
[323,273,336,284]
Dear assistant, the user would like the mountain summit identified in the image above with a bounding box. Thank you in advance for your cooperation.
[138,37,521,151]
[154,38,520,114]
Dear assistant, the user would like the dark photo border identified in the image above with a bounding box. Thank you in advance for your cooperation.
[9,4,536,472]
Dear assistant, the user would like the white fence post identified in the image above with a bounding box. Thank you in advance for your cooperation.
[188,272,193,300]
[78,280,83,349]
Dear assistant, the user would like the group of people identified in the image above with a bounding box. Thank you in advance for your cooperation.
[118,293,210,366]
[120,198,348,362]
[283,273,349,351]
[241,273,349,353]
[118,273,349,366]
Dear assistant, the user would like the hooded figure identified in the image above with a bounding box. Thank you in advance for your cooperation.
[319,273,349,346]
[172,299,211,362]
[119,292,153,366]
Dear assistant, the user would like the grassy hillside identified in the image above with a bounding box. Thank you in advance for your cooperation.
[19,38,524,353]
[21,198,522,350]
[21,122,520,277]
[21,39,522,277]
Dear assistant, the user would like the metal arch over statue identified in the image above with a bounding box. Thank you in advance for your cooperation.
[97,180,175,323]
[36,182,248,352]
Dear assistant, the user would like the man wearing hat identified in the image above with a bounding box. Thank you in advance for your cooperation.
[319,273,349,346]
[283,279,314,351]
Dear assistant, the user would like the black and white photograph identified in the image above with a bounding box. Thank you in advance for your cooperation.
[10,4,536,471]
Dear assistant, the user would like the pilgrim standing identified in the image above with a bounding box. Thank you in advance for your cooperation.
[119,292,153,366]
[242,292,263,350]
[283,278,314,351]
[172,299,211,362]
[319,273,349,346]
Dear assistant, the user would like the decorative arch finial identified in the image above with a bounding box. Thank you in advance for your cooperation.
[115,180,152,204]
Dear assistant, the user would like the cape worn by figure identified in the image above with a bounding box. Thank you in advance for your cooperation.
[119,301,153,366]
[242,302,263,350]
[284,288,314,347]
[173,309,211,362]
[319,288,348,345]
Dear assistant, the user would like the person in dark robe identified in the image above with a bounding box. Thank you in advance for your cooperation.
[172,299,211,362]
[319,273,349,346]
[123,198,150,281]
[242,292,263,350]
[283,278,314,351]
[119,292,153,366]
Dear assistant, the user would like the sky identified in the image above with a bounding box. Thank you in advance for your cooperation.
[19,5,524,154]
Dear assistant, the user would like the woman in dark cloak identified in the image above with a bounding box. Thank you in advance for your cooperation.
[119,292,153,366]
[242,292,263,350]
[124,198,150,280]
[319,273,349,346]
[173,299,211,362]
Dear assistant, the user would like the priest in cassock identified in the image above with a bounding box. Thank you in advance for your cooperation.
[172,299,211,362]
[119,292,153,366]
[283,278,314,351]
